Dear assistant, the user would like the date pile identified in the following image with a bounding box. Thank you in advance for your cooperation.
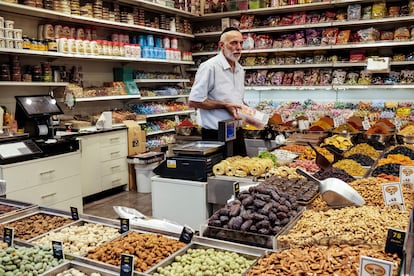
[208,184,303,236]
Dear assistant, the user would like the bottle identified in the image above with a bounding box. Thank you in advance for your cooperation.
[0,106,4,133]
[10,114,17,134]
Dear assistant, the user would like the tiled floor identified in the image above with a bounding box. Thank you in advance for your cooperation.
[83,190,152,219]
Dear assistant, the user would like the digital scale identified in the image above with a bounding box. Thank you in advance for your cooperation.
[153,120,237,181]
[0,95,79,165]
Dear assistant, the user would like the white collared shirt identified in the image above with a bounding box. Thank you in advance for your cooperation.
[189,51,245,130]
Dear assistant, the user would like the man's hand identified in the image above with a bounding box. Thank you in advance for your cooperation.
[224,102,242,120]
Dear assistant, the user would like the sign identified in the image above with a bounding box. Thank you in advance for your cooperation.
[366,57,390,73]
[385,228,406,259]
[179,226,194,244]
[120,218,130,234]
[362,116,371,131]
[359,256,393,276]
[120,254,134,276]
[382,183,405,211]
[70,206,79,220]
[3,227,13,247]
[52,240,64,260]
[233,182,240,198]
[400,166,414,190]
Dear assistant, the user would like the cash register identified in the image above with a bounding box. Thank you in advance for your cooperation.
[0,95,79,165]
[153,120,237,181]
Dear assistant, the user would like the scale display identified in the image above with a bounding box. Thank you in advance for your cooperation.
[15,95,63,117]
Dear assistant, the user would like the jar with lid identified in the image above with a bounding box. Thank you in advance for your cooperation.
[162,36,170,48]
[75,39,84,54]
[112,42,120,56]
[67,38,76,53]
[47,39,57,51]
[22,35,31,50]
[102,40,108,55]
[30,38,38,51]
[107,41,113,56]
[83,40,91,55]
[171,37,178,49]
[90,40,99,55]
[119,42,125,56]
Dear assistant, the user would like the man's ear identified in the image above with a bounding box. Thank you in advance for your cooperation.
[218,41,224,48]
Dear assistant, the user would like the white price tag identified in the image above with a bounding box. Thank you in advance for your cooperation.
[394,119,402,132]
[333,116,342,128]
[399,166,414,190]
[362,116,371,131]
[359,256,394,276]
[382,183,405,211]
[366,57,390,73]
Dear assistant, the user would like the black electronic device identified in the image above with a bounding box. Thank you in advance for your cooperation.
[153,152,223,182]
[15,95,63,138]
[218,120,237,157]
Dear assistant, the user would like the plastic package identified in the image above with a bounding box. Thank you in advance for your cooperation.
[238,105,269,128]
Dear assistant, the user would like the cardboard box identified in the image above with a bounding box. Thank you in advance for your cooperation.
[123,120,146,155]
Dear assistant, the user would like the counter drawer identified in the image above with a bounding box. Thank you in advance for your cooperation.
[101,158,127,177]
[99,130,127,148]
[7,174,81,207]
[101,171,128,191]
[99,144,128,162]
[2,153,80,193]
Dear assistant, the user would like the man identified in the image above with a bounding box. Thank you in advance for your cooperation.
[189,26,247,156]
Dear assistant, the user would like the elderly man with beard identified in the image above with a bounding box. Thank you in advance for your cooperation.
[189,26,247,156]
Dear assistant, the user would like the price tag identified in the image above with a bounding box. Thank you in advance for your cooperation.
[233,182,240,198]
[385,228,406,259]
[394,119,402,132]
[52,240,64,260]
[399,166,414,190]
[382,183,406,211]
[120,218,130,234]
[120,254,134,276]
[359,256,393,276]
[362,116,371,131]
[70,207,79,220]
[3,227,13,247]
[179,226,194,244]
[333,115,343,128]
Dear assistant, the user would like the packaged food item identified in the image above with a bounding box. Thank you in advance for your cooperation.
[238,105,269,128]
[357,27,380,42]
[371,1,386,18]
[336,30,350,44]
[394,26,410,41]
[362,5,372,19]
[321,28,338,45]
[347,4,361,20]
[388,6,400,17]
[380,30,394,41]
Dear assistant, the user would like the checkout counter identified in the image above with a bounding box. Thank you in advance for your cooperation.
[0,95,82,211]
[0,95,79,165]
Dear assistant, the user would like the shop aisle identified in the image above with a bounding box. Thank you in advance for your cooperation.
[83,191,152,219]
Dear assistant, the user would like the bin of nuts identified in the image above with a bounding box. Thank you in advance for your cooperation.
[85,231,186,273]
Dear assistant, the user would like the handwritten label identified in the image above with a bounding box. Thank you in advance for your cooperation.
[382,183,405,211]
[359,256,393,276]
[399,166,414,190]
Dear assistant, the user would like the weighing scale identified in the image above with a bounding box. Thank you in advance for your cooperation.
[153,120,238,181]
[0,95,79,164]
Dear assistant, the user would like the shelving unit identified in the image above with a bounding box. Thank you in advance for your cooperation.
[190,0,414,104]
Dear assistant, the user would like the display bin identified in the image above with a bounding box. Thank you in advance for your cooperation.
[146,240,264,275]
[77,230,186,275]
[41,260,118,276]
[0,197,36,219]
[200,208,304,250]
[28,218,122,257]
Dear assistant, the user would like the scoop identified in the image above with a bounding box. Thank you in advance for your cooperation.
[307,142,332,170]
[296,168,365,208]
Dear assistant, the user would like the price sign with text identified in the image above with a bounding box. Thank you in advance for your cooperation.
[120,254,134,276]
[233,182,240,198]
[399,166,414,190]
[382,183,405,211]
[385,228,405,259]
[3,227,13,247]
[120,218,130,234]
[70,206,79,220]
[52,240,64,260]
[359,256,393,276]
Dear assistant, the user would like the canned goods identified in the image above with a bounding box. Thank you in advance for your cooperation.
[4,20,14,29]
[14,39,23,49]
[13,29,22,39]
[4,28,13,39]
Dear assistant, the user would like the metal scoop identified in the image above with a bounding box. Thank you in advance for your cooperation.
[296,168,365,208]
[307,142,332,170]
